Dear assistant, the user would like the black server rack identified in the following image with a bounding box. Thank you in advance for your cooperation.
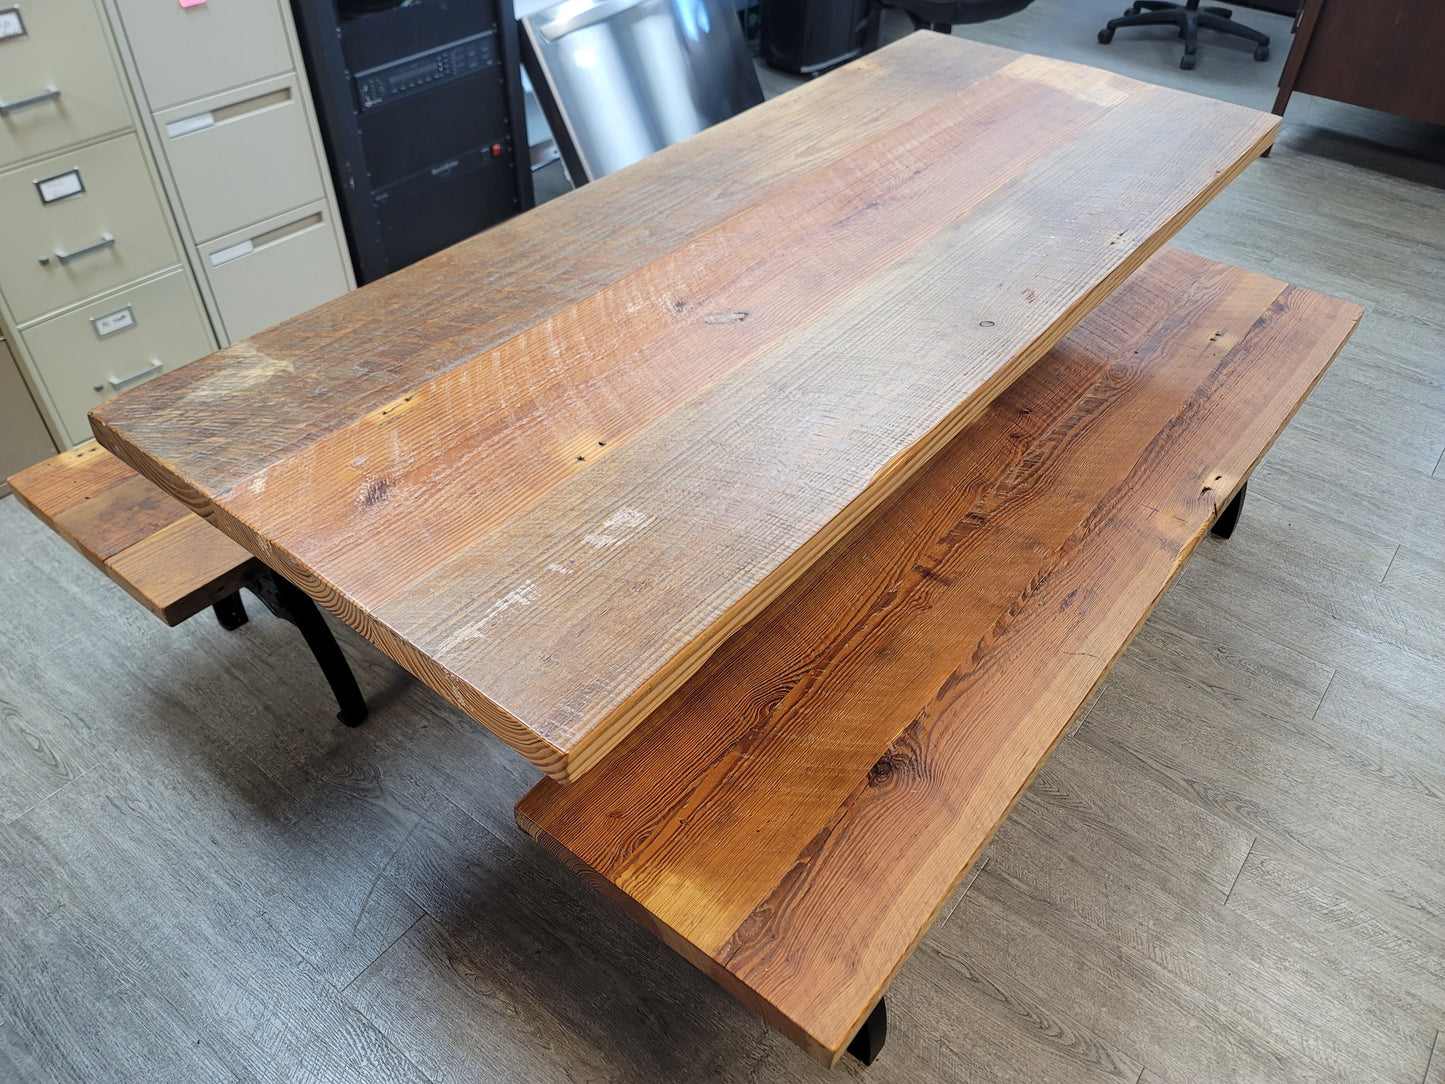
[290,0,534,284]
[760,0,870,75]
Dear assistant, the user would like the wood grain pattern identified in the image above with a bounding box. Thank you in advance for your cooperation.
[91,33,1020,500]
[7,442,260,627]
[516,248,1362,1065]
[93,35,1279,780]
[1,22,1437,1079]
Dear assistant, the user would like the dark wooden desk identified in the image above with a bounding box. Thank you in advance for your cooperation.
[1274,0,1445,126]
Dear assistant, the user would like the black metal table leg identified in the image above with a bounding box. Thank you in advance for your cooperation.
[847,996,888,1066]
[247,571,369,726]
[1210,480,1247,540]
[213,591,249,631]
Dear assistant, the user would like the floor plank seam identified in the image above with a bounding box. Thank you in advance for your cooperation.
[1423,1028,1441,1084]
[1066,694,1100,739]
[312,956,441,1084]
[941,856,990,929]
[353,818,422,938]
[1381,544,1402,585]
[1433,448,1444,479]
[441,790,530,854]
[4,759,106,829]
[1204,603,1426,706]
[1312,670,1337,721]
[1223,837,1255,907]
[340,911,428,996]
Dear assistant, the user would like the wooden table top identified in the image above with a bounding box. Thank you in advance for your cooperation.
[92,32,1279,782]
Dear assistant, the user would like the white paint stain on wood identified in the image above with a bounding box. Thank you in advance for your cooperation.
[437,581,540,655]
[582,507,655,550]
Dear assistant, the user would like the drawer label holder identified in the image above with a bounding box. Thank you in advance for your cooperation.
[36,168,84,204]
[91,304,137,339]
[0,7,26,40]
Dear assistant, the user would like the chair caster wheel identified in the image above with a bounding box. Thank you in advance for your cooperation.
[1098,27,1114,43]
[1254,43,1269,61]
[1180,52,1196,69]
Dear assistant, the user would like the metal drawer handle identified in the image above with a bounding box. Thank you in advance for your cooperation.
[0,86,61,114]
[109,359,162,391]
[51,233,116,265]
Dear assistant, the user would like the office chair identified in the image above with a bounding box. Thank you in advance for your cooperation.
[1098,0,1269,70]
[863,0,1035,51]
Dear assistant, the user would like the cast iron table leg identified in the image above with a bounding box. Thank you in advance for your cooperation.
[848,996,888,1066]
[1210,481,1247,540]
[213,592,249,631]
[247,570,369,726]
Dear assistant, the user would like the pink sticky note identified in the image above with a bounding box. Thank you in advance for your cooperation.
[179,0,206,8]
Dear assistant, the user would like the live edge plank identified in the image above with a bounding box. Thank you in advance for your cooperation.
[516,248,1362,1065]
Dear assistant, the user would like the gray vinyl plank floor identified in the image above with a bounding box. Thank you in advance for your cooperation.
[3,2,1444,1079]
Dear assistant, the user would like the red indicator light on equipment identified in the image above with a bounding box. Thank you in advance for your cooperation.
[491,143,502,157]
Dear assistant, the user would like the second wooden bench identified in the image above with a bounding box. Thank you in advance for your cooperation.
[8,442,368,725]
[516,247,1362,1067]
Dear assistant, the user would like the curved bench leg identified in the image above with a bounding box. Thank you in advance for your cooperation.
[848,996,888,1066]
[247,571,369,727]
[213,592,249,631]
[1210,481,1247,540]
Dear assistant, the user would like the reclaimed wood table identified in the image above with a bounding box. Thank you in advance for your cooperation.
[92,32,1279,784]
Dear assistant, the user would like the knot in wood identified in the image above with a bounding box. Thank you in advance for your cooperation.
[869,754,897,785]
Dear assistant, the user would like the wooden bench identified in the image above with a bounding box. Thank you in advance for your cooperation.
[515,248,1362,1067]
[7,442,368,725]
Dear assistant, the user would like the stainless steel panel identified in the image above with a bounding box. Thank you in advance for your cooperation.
[521,0,762,182]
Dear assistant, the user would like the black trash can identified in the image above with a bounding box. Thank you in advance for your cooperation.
[761,0,872,76]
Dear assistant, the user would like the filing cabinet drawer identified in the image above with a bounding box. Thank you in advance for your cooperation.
[1,337,57,471]
[111,0,291,111]
[0,133,179,324]
[0,0,131,169]
[156,74,324,243]
[21,269,214,446]
[200,200,349,342]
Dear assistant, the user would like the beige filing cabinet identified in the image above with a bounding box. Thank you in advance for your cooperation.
[0,337,57,494]
[0,0,216,450]
[1,0,353,459]
[103,0,354,344]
